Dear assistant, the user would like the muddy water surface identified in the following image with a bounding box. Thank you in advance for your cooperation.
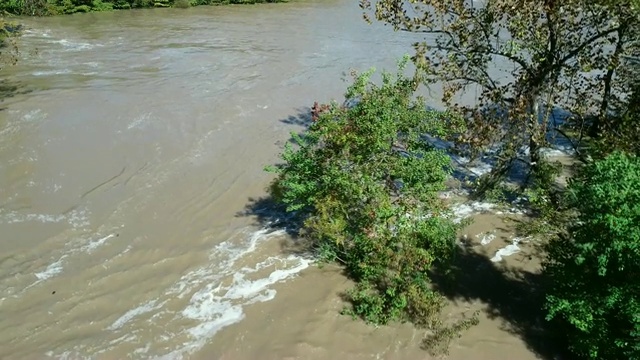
[1,1,548,359]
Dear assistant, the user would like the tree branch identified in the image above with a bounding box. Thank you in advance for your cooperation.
[434,45,530,72]
[558,26,622,66]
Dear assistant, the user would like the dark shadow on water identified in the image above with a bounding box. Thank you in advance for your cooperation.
[437,103,579,190]
[0,80,31,111]
[236,196,302,238]
[429,237,574,360]
[277,106,317,148]
[280,106,313,128]
[235,106,316,254]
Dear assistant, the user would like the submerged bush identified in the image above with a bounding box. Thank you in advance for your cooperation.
[267,57,470,339]
[0,17,21,71]
[543,151,640,359]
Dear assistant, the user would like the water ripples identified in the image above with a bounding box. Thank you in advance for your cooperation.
[0,1,417,358]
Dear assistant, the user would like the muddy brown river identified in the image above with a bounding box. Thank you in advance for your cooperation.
[0,1,548,359]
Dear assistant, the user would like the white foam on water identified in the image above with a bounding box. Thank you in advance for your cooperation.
[491,237,526,262]
[424,132,575,183]
[520,139,576,157]
[22,109,47,122]
[25,231,118,290]
[66,208,92,228]
[46,350,91,360]
[80,234,116,253]
[108,300,167,331]
[479,232,496,245]
[166,227,287,298]
[166,255,310,358]
[34,255,67,281]
[0,109,47,142]
[23,29,52,38]
[424,134,495,177]
[53,39,102,51]
[32,69,73,76]
[126,112,154,130]
[0,207,90,229]
[451,201,496,223]
[1,212,66,225]
[88,225,311,359]
[540,147,575,157]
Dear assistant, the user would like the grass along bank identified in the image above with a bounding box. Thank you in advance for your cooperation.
[1,0,285,16]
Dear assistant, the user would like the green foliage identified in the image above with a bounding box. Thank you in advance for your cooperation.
[0,16,21,71]
[172,0,190,8]
[593,57,640,157]
[0,0,23,15]
[2,0,283,15]
[267,57,473,351]
[543,152,640,359]
[153,0,170,7]
[361,0,640,196]
[517,159,572,236]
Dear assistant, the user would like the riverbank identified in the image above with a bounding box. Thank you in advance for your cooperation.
[1,0,285,17]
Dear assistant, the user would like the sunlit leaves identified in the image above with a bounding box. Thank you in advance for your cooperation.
[544,152,640,359]
[362,0,640,189]
[267,58,471,350]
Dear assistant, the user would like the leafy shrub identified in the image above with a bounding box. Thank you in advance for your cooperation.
[0,0,23,15]
[267,57,468,335]
[109,0,130,9]
[0,18,21,71]
[91,0,113,11]
[172,0,190,8]
[543,151,640,359]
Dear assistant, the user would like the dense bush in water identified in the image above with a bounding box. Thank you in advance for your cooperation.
[267,57,476,351]
[0,0,283,15]
[0,18,21,70]
[543,151,640,359]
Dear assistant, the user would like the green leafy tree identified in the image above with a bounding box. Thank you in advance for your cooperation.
[360,0,640,193]
[543,151,640,359]
[594,52,640,157]
[267,57,475,351]
[1,0,50,16]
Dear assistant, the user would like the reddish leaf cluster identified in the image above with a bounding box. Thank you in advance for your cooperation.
[311,101,332,122]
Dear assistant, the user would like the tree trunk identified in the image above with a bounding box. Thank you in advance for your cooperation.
[530,137,541,168]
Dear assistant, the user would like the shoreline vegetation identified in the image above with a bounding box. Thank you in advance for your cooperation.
[266,0,639,359]
[1,0,284,16]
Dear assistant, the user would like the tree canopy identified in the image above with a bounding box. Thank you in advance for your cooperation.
[360,0,640,191]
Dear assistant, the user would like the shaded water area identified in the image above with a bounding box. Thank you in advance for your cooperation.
[0,1,553,359]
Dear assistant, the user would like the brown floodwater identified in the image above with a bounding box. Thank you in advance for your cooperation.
[0,1,554,359]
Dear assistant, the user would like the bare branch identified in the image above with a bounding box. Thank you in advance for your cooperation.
[558,26,622,66]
